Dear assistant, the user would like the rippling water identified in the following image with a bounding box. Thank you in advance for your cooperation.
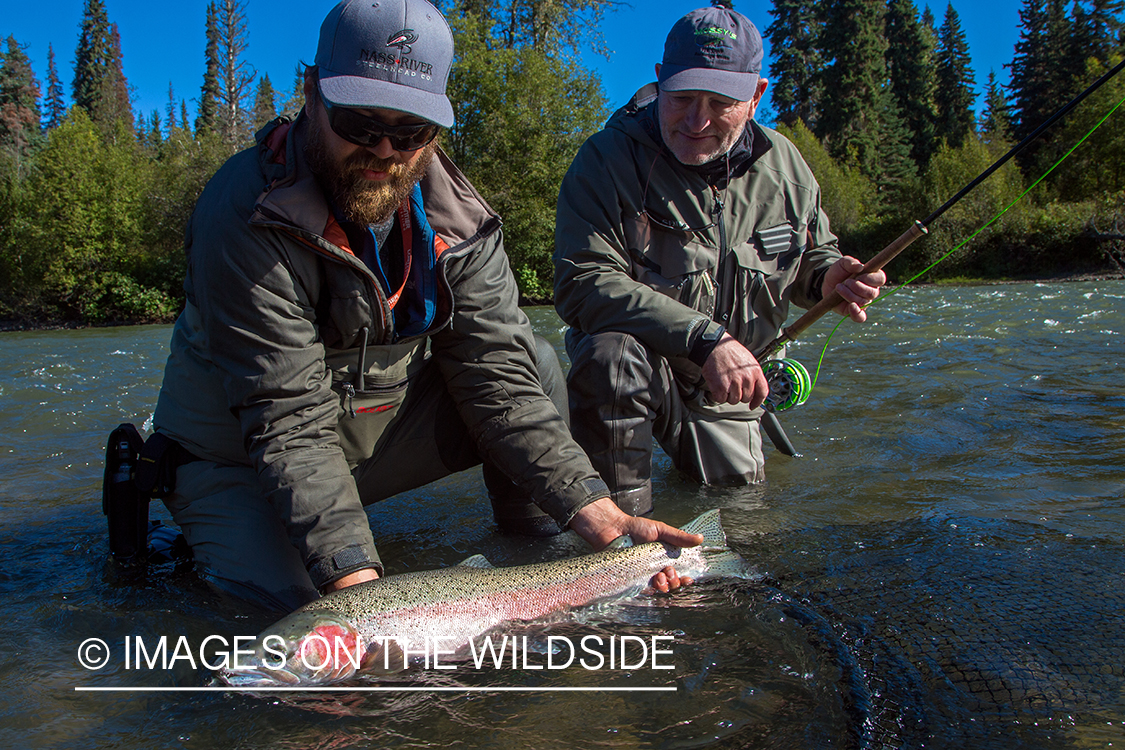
[1,281,1122,749]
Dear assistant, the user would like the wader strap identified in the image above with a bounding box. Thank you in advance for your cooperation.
[135,433,203,499]
[762,411,802,458]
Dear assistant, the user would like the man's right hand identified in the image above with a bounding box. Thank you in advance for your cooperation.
[568,498,703,592]
[701,333,769,408]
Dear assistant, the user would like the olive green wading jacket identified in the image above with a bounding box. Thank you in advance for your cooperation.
[555,85,843,398]
[154,112,607,589]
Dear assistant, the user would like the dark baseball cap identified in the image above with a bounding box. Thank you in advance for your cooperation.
[315,0,455,127]
[658,7,763,102]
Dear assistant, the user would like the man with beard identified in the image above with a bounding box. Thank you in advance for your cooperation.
[553,7,886,514]
[149,0,698,611]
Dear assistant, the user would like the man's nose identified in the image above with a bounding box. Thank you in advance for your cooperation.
[683,102,711,132]
[368,136,397,159]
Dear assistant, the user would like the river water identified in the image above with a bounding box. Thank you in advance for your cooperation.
[1,281,1122,749]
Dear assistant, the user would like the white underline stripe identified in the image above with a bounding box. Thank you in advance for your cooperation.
[74,686,677,693]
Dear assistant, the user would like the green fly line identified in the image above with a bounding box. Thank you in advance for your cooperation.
[802,88,1125,395]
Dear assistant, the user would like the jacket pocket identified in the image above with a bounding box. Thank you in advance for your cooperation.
[328,339,427,467]
[726,222,805,351]
[334,378,410,467]
[627,214,716,308]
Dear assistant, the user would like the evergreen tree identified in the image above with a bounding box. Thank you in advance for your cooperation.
[1007,0,1073,171]
[0,35,43,175]
[872,81,918,205]
[278,68,305,114]
[251,74,277,132]
[214,0,257,146]
[133,108,146,143]
[979,70,1012,142]
[146,110,163,149]
[933,3,976,149]
[72,0,113,122]
[196,2,221,135]
[885,0,937,167]
[1008,0,1047,141]
[921,4,936,31]
[165,82,178,133]
[180,100,190,133]
[73,0,131,131]
[44,45,66,131]
[1071,0,1124,70]
[454,0,623,60]
[765,0,824,129]
[817,0,888,177]
[1053,52,1125,200]
[104,23,133,130]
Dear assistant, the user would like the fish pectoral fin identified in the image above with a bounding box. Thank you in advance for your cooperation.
[456,554,495,569]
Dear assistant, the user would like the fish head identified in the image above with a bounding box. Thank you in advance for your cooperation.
[217,609,367,687]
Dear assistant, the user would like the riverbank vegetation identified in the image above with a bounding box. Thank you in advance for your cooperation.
[0,0,1122,325]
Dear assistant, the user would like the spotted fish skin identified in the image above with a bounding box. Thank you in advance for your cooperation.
[218,509,754,687]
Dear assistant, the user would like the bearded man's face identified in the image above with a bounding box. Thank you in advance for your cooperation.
[304,94,438,225]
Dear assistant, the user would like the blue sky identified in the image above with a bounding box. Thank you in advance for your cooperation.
[4,0,1024,127]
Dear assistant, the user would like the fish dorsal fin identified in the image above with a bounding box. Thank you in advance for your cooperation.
[679,509,727,548]
[456,554,494,569]
[607,534,634,550]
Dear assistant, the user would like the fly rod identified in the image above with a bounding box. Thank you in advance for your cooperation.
[755,55,1125,365]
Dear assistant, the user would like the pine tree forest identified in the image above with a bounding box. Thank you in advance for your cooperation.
[0,0,1123,326]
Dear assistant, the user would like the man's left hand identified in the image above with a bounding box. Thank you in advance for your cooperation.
[822,256,887,322]
[568,497,703,593]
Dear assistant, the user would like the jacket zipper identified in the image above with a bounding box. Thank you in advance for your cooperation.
[711,184,730,325]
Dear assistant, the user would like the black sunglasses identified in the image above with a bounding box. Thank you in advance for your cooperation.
[319,88,441,152]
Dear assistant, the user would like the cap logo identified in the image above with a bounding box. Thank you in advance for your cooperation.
[387,29,418,53]
[697,26,737,41]
[695,27,735,63]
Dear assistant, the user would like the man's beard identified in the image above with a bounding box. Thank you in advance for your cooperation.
[305,113,438,225]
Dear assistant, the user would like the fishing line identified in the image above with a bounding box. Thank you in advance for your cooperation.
[756,80,1125,410]
[756,57,1125,412]
[799,87,1125,395]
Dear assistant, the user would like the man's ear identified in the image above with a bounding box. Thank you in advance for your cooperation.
[754,78,769,105]
[303,73,318,109]
[747,78,769,121]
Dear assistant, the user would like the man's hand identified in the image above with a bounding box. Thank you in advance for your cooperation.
[569,497,704,593]
[322,568,380,593]
[701,333,769,409]
[822,256,887,322]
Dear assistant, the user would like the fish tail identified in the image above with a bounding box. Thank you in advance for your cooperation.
[680,509,727,548]
[701,547,756,580]
[680,510,756,580]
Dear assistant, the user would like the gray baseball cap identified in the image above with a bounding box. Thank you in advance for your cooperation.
[315,0,455,127]
[657,7,763,102]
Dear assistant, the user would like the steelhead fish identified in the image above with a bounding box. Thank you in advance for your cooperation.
[217,509,753,686]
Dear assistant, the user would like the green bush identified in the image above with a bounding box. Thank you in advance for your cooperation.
[446,15,608,298]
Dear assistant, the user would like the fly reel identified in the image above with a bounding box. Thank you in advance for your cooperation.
[762,358,811,412]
